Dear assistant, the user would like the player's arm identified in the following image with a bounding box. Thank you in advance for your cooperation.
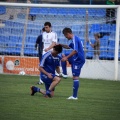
[61,50,77,62]
[59,44,70,49]
[39,57,49,75]
[66,50,77,59]
[89,41,96,48]
[55,56,62,76]
[39,54,53,79]
[88,37,98,48]
[45,41,56,52]
[35,35,40,50]
[56,66,62,77]
[35,43,38,50]
[39,66,53,79]
[39,66,49,76]
[61,39,78,61]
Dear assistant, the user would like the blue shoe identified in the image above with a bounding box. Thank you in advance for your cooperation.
[30,86,37,96]
[46,90,51,98]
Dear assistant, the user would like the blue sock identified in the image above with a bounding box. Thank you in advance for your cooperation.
[46,89,51,93]
[73,80,79,98]
[46,90,51,97]
[61,61,67,75]
[33,86,40,92]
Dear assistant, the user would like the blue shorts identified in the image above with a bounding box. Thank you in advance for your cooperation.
[71,62,84,77]
[40,74,56,91]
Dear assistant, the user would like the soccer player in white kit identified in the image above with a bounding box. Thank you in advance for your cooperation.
[38,22,58,84]
[42,22,58,54]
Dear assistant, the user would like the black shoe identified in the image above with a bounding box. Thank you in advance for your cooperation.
[30,86,37,96]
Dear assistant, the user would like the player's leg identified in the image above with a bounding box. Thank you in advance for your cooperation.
[31,74,58,98]
[61,53,72,78]
[61,61,68,78]
[49,76,61,91]
[67,62,84,100]
[44,83,55,97]
[46,75,61,97]
[31,84,55,97]
[61,53,67,78]
[30,86,46,96]
[31,74,49,96]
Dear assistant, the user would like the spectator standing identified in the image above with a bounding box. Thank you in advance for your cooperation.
[89,33,100,60]
[88,32,110,60]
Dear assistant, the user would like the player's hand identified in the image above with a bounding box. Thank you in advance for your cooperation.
[47,73,53,79]
[44,48,49,52]
[62,54,65,57]
[61,56,68,62]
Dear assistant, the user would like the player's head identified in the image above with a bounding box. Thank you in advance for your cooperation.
[44,22,51,33]
[52,45,62,56]
[62,27,73,40]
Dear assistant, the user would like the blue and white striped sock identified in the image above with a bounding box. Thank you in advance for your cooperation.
[33,86,40,92]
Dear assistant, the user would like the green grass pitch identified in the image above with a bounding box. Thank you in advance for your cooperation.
[0,74,120,120]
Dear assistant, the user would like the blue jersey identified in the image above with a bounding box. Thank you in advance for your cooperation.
[40,51,61,75]
[69,35,85,63]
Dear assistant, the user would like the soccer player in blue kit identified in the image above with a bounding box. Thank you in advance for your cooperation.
[30,45,62,98]
[60,27,85,100]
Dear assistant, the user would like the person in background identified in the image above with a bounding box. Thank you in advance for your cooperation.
[89,32,110,60]
[89,33,100,60]
[35,27,45,85]
[35,27,45,62]
[42,22,58,54]
[106,0,116,24]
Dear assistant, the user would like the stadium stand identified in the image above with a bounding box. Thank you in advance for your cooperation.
[0,6,6,14]
[0,5,119,60]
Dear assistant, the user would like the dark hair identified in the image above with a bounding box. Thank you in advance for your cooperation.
[62,27,72,35]
[42,27,45,32]
[53,45,62,53]
[44,22,51,27]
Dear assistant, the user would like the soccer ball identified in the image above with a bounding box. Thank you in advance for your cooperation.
[19,71,25,75]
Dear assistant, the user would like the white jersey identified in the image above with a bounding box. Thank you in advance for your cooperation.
[42,31,57,54]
